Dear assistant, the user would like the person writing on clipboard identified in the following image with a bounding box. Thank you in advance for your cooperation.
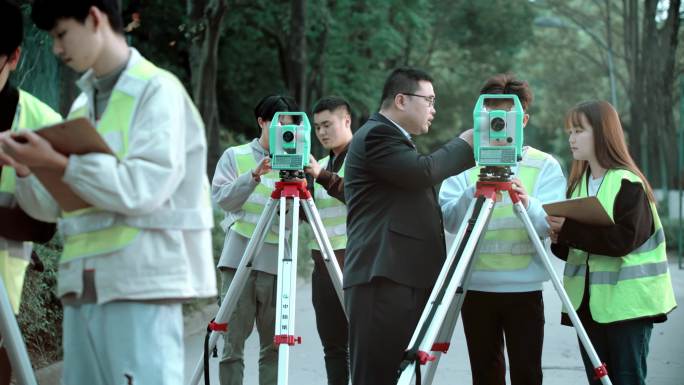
[0,1,60,382]
[0,1,216,384]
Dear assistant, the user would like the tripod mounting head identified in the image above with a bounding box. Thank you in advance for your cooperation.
[477,166,513,182]
[279,169,306,181]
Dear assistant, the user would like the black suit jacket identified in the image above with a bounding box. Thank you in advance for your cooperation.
[343,113,475,289]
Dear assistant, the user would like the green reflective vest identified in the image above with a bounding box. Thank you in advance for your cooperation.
[0,89,62,313]
[59,59,163,262]
[309,156,347,251]
[230,143,280,244]
[562,168,676,323]
[465,147,549,271]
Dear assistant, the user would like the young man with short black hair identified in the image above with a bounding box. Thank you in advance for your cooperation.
[212,95,299,385]
[440,74,566,385]
[303,96,354,385]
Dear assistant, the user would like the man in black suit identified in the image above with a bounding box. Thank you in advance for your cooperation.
[343,67,475,384]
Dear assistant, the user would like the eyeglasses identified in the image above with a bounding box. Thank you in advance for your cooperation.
[400,92,436,107]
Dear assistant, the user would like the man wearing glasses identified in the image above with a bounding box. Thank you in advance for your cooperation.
[343,67,474,384]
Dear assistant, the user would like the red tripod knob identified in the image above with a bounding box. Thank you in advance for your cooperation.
[274,334,302,346]
[416,350,436,365]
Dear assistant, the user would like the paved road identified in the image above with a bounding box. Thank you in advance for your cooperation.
[183,257,684,385]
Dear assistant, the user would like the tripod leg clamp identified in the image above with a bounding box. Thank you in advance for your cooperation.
[274,334,302,346]
[431,342,450,353]
[593,363,608,379]
[208,320,228,333]
[416,350,436,365]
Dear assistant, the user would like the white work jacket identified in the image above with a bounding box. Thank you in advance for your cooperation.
[15,48,216,303]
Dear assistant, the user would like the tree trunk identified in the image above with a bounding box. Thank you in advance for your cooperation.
[307,18,328,111]
[287,0,307,110]
[188,0,229,178]
[623,0,681,189]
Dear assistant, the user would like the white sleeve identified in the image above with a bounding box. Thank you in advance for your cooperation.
[211,147,259,212]
[62,77,186,215]
[526,156,567,235]
[439,171,476,233]
[14,175,60,223]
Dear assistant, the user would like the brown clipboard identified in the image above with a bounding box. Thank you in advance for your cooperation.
[20,117,114,212]
[543,196,614,226]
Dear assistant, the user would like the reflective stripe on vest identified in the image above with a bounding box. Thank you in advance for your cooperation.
[230,143,280,244]
[57,207,213,236]
[0,89,62,311]
[59,59,165,262]
[309,156,347,251]
[562,168,676,323]
[0,103,21,197]
[0,90,62,202]
[0,249,29,314]
[465,147,548,270]
[0,238,32,262]
[0,175,15,203]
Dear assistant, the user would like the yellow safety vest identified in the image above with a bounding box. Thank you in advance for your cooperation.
[0,89,62,313]
[465,147,549,271]
[309,156,347,251]
[562,169,676,323]
[230,143,280,244]
[59,58,212,262]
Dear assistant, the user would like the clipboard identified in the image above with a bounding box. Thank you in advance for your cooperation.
[543,196,614,226]
[18,117,114,212]
[31,117,113,156]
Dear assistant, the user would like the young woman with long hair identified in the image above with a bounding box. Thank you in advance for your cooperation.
[547,100,676,385]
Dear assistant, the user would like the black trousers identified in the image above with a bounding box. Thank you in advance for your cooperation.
[0,346,10,385]
[461,290,545,385]
[345,277,431,385]
[311,251,349,385]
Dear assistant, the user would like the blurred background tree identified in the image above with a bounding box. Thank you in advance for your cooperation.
[13,0,682,182]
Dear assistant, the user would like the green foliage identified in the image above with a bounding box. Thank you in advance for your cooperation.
[17,238,63,368]
[515,7,613,170]
[442,0,535,70]
[13,4,61,111]
[124,0,190,83]
[195,0,539,154]
[415,0,537,153]
[319,0,418,116]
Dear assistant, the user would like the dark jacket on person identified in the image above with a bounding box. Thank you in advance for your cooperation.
[343,112,474,289]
